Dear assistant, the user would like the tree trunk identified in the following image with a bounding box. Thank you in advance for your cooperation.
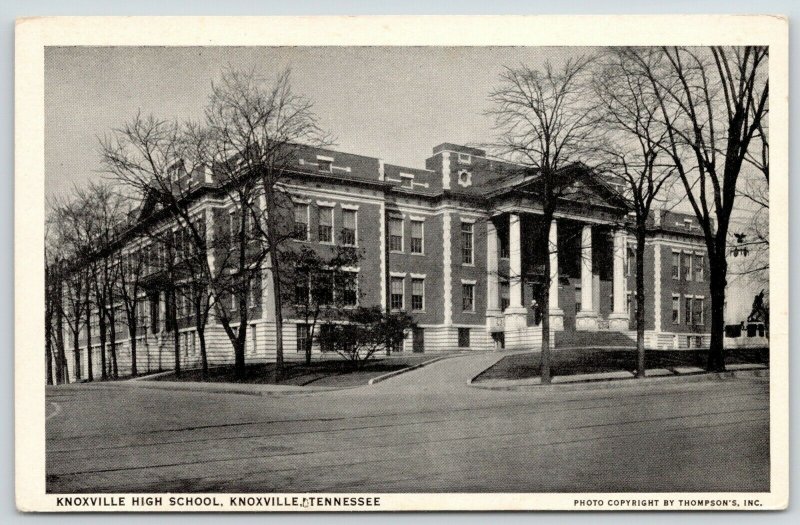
[171,290,181,377]
[194,295,209,379]
[198,325,209,380]
[127,310,138,377]
[45,295,54,385]
[234,297,247,378]
[305,332,312,366]
[98,304,108,380]
[539,214,553,384]
[55,287,66,384]
[707,254,727,372]
[109,310,118,379]
[265,188,285,376]
[85,294,93,381]
[234,337,245,378]
[635,226,647,378]
[72,331,80,384]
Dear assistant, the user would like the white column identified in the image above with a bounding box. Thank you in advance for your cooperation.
[576,223,598,330]
[504,213,527,331]
[609,228,629,330]
[548,219,564,330]
[580,224,593,312]
[508,213,523,309]
[486,220,500,316]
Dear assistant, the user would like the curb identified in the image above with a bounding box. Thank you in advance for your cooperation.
[470,367,769,392]
[368,355,454,385]
[128,366,231,381]
[113,379,346,397]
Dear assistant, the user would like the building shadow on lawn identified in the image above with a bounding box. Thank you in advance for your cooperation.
[474,347,770,383]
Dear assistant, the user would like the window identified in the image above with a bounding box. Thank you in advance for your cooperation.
[672,252,680,279]
[685,297,693,325]
[682,252,692,281]
[390,276,404,310]
[248,277,261,309]
[296,324,309,352]
[684,219,693,231]
[389,336,405,353]
[248,324,257,356]
[458,328,471,348]
[342,209,357,246]
[294,276,309,305]
[500,281,510,311]
[400,174,414,188]
[317,270,334,306]
[411,278,425,311]
[341,272,358,307]
[318,206,333,243]
[410,220,424,254]
[318,159,332,172]
[293,203,309,241]
[672,295,680,324]
[320,324,335,352]
[458,152,471,164]
[389,217,403,252]
[694,254,704,282]
[499,231,510,259]
[461,222,474,265]
[626,292,633,315]
[462,282,475,312]
[693,297,704,325]
[626,246,635,276]
[228,208,240,240]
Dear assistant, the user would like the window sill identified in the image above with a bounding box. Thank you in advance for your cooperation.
[410,252,425,256]
[390,250,404,254]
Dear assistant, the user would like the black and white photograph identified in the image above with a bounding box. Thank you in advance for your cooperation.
[15,15,788,512]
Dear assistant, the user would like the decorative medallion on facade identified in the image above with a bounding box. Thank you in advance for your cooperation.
[457,169,472,187]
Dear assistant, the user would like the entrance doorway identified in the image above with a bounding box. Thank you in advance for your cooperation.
[412,327,425,353]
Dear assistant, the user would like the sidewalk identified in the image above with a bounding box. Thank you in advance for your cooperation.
[113,351,474,396]
[470,363,769,391]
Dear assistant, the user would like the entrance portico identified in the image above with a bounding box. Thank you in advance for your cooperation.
[486,211,629,349]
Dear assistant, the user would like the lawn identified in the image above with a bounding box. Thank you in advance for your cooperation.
[151,354,433,388]
[473,347,769,383]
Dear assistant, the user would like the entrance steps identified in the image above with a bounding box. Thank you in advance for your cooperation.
[554,330,636,349]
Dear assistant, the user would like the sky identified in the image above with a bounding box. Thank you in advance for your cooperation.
[44,46,766,320]
[44,46,580,200]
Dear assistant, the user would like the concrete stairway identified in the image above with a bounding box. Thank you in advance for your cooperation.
[554,330,636,349]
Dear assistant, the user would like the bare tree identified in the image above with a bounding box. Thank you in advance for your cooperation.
[115,241,146,377]
[282,244,362,365]
[487,56,599,383]
[48,195,95,382]
[44,217,67,384]
[630,46,769,371]
[199,67,332,377]
[592,49,677,377]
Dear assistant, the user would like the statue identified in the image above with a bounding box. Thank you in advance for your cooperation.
[747,289,767,323]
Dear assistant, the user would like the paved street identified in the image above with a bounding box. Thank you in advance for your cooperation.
[46,353,770,493]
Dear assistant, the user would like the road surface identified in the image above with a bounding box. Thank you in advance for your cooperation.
[46,353,770,493]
